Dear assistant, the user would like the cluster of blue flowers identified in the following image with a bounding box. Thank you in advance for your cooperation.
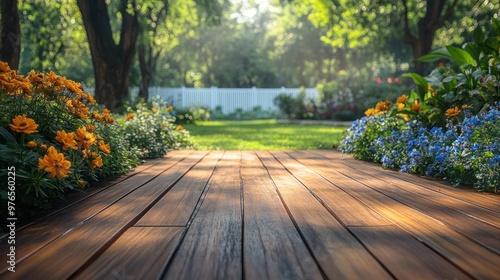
[339,103,500,192]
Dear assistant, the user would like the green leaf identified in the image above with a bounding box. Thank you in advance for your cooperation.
[0,127,16,144]
[446,46,477,67]
[403,73,428,98]
[472,26,484,44]
[418,48,451,62]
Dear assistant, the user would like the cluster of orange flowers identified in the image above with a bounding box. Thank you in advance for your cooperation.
[364,100,392,116]
[1,62,115,181]
[0,61,104,123]
[9,114,110,179]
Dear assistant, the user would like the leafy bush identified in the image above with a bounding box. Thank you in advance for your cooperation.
[317,73,413,120]
[174,105,211,124]
[212,105,278,120]
[340,18,500,192]
[339,105,500,192]
[0,62,141,218]
[273,92,311,119]
[118,98,194,158]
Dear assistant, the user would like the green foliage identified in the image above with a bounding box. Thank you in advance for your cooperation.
[212,106,278,120]
[273,92,311,119]
[340,19,500,192]
[402,18,500,126]
[0,64,140,219]
[118,99,194,158]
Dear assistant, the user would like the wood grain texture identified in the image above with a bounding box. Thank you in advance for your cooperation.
[74,227,184,280]
[137,151,224,226]
[350,226,471,280]
[0,151,192,275]
[256,151,391,279]
[326,157,500,253]
[300,155,500,279]
[163,151,243,280]
[270,151,392,227]
[1,152,207,280]
[241,151,323,280]
[315,150,500,210]
[335,155,500,227]
[2,151,498,279]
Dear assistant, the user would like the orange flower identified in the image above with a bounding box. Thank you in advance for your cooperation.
[82,148,90,159]
[38,146,71,179]
[364,108,378,117]
[396,94,408,104]
[462,104,468,110]
[66,99,89,119]
[375,100,391,112]
[102,109,114,124]
[75,126,97,149]
[126,113,135,120]
[0,61,11,72]
[86,124,95,132]
[445,107,460,118]
[40,144,47,150]
[397,103,405,111]
[411,100,421,112]
[63,79,84,96]
[27,140,37,149]
[90,155,103,169]
[86,93,96,105]
[399,114,410,122]
[9,114,39,134]
[98,140,111,154]
[55,130,77,150]
[28,70,43,83]
[177,125,184,131]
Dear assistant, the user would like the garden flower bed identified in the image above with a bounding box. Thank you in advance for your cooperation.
[339,19,500,192]
[0,62,193,220]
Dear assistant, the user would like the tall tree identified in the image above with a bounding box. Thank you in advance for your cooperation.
[0,0,21,69]
[76,0,139,111]
[302,0,496,74]
[401,0,458,74]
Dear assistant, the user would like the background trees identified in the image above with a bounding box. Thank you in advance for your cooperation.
[2,0,498,108]
[0,0,21,70]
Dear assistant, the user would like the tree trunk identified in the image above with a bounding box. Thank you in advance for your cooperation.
[76,0,138,111]
[138,44,151,100]
[0,0,21,70]
[401,0,457,75]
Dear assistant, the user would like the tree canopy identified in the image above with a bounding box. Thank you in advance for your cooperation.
[2,0,498,107]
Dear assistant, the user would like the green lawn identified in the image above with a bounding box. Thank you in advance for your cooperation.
[183,119,348,150]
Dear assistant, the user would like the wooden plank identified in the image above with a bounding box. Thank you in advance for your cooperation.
[136,151,224,226]
[293,156,500,253]
[0,151,193,274]
[331,158,500,252]
[241,151,324,280]
[314,150,500,210]
[297,155,500,279]
[334,155,500,227]
[350,226,471,280]
[163,151,243,280]
[1,151,208,280]
[74,227,184,280]
[269,151,392,227]
[256,151,391,279]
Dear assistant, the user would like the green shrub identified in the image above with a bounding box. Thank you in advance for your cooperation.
[0,63,141,219]
[118,98,194,158]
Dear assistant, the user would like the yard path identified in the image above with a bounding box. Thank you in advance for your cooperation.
[1,150,499,279]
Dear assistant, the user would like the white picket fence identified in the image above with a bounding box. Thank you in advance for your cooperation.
[144,86,318,114]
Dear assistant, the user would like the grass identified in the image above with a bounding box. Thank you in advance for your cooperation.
[183,119,348,150]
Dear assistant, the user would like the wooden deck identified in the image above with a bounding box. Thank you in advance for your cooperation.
[1,150,499,280]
